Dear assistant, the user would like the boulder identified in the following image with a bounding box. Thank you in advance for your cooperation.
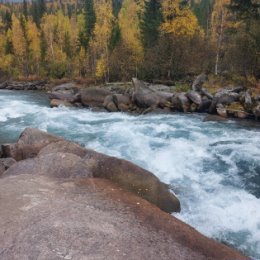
[0,158,16,176]
[1,143,43,161]
[216,104,228,118]
[83,150,181,213]
[209,90,240,113]
[50,99,73,108]
[0,174,247,260]
[39,140,87,158]
[2,128,180,213]
[174,93,190,112]
[186,91,202,106]
[48,92,80,103]
[132,78,173,110]
[198,97,212,112]
[132,87,160,109]
[112,94,132,111]
[80,87,112,107]
[1,128,62,161]
[52,82,77,93]
[103,95,118,112]
[18,128,62,146]
[4,152,92,179]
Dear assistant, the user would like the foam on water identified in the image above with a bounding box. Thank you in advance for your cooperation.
[0,90,260,258]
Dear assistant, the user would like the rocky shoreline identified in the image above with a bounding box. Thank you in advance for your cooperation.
[0,128,249,259]
[1,76,260,122]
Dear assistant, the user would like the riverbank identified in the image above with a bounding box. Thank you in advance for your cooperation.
[2,76,259,122]
[0,128,249,260]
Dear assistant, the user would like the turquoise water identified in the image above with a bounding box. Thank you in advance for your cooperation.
[0,90,260,259]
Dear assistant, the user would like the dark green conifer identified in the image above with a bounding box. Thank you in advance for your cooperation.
[140,0,163,49]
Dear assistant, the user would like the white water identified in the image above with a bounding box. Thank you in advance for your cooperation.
[1,90,260,259]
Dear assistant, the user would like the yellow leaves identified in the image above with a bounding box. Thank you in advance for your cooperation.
[161,1,203,37]
[0,54,14,74]
[119,0,144,64]
[95,57,106,79]
[27,20,40,59]
[93,1,114,51]
[11,14,26,57]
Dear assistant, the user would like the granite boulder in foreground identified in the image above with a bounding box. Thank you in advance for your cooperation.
[1,128,180,213]
[0,128,249,260]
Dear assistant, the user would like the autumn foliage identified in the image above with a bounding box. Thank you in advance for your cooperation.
[0,0,259,81]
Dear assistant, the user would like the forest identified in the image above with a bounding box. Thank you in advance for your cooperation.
[0,0,259,82]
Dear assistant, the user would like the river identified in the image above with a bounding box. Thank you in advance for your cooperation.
[0,90,260,259]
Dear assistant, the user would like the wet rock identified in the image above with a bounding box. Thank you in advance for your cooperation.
[132,86,160,109]
[209,91,240,113]
[176,93,190,112]
[3,128,180,213]
[48,92,80,103]
[1,128,62,161]
[103,95,118,112]
[112,94,132,111]
[203,115,228,122]
[216,104,228,118]
[198,97,212,112]
[80,87,112,107]
[226,103,249,119]
[235,110,248,119]
[50,99,73,108]
[83,149,181,213]
[186,91,202,106]
[132,78,172,110]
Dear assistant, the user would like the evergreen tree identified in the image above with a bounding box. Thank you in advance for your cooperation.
[23,0,28,21]
[83,0,96,49]
[4,11,12,31]
[109,0,122,51]
[112,0,122,18]
[229,0,260,20]
[31,0,46,27]
[140,0,163,49]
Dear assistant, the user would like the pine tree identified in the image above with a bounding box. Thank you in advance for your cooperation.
[31,0,46,27]
[83,0,96,49]
[109,0,122,51]
[140,0,163,49]
[23,0,28,21]
[229,0,260,20]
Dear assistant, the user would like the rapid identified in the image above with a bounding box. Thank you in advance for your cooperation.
[0,90,259,259]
